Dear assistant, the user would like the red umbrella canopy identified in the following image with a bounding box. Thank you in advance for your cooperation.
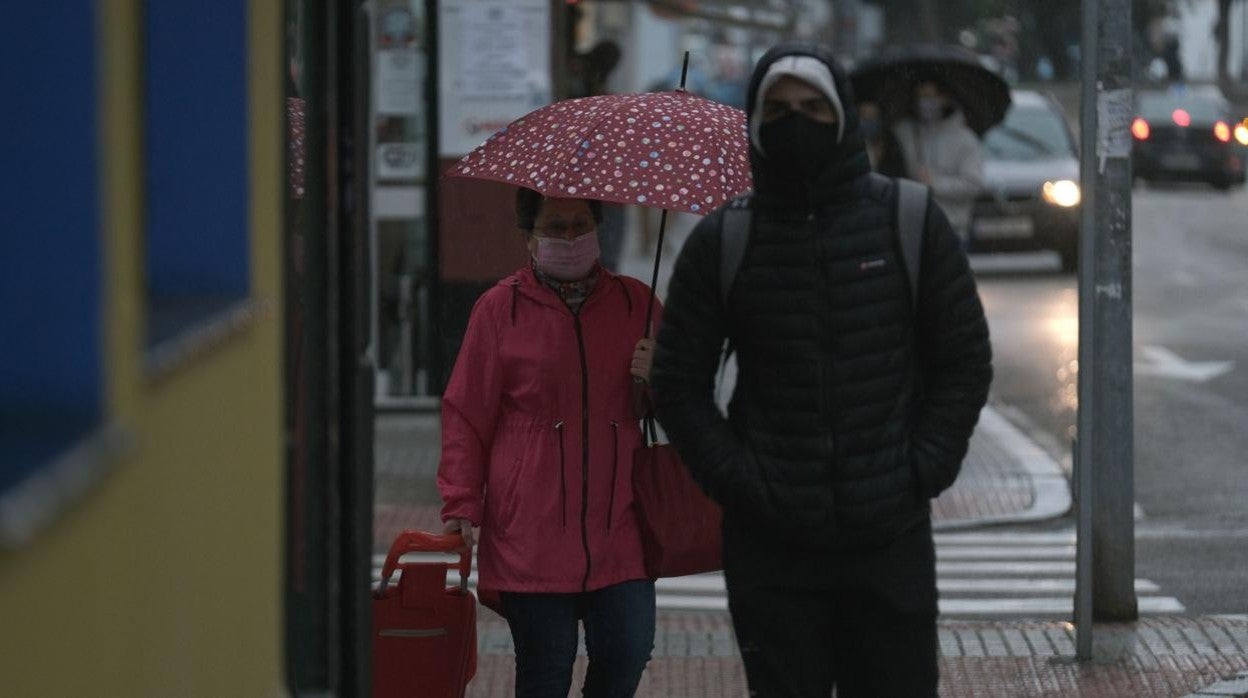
[448,90,752,215]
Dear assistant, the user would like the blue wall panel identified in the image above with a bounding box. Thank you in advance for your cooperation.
[0,2,100,490]
[0,2,100,415]
[144,0,250,298]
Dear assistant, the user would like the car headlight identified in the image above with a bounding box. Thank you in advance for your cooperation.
[1042,180,1081,207]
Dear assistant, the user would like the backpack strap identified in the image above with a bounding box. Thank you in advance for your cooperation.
[894,177,929,308]
[719,197,752,308]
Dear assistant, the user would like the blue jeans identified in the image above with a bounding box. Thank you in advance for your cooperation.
[501,580,656,698]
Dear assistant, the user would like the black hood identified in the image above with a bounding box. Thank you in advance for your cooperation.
[745,43,871,207]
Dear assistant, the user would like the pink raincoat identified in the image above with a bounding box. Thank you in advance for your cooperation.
[438,265,662,593]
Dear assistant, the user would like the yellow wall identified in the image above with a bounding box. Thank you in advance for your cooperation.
[0,2,287,696]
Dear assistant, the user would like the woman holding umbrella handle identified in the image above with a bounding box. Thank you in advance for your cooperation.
[438,187,659,697]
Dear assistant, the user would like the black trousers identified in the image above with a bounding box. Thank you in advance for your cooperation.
[727,585,938,698]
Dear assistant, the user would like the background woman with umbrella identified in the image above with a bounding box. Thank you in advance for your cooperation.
[892,75,985,243]
[851,45,1012,243]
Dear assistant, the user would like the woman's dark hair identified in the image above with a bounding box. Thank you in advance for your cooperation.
[515,187,603,234]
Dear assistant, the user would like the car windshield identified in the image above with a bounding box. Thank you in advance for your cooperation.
[982,104,1072,161]
[1137,92,1227,124]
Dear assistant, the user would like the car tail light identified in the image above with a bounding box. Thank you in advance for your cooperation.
[1172,109,1191,127]
[1214,121,1232,143]
[1234,123,1248,146]
[1131,118,1150,140]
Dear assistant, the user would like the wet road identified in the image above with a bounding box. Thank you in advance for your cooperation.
[976,182,1248,614]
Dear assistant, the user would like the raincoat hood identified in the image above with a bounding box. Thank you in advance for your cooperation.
[745,43,871,205]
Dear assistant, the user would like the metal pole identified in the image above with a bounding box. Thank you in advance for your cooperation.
[1076,0,1138,652]
[1074,0,1098,661]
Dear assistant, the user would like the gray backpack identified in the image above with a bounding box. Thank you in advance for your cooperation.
[719,175,930,308]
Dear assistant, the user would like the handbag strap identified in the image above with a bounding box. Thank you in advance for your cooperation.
[642,413,659,447]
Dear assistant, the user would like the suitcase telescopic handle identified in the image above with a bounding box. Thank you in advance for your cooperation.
[376,530,472,598]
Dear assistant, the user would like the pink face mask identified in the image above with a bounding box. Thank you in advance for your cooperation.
[534,231,600,281]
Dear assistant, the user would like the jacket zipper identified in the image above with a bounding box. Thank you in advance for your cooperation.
[573,315,593,591]
[607,421,620,532]
[555,420,567,529]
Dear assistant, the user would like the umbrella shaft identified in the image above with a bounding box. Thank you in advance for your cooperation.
[644,209,668,337]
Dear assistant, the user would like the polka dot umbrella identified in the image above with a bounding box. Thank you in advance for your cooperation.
[448,62,752,342]
[447,89,751,215]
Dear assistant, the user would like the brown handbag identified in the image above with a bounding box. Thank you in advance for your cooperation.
[631,416,723,579]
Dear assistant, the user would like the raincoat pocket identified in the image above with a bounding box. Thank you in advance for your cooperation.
[491,421,568,533]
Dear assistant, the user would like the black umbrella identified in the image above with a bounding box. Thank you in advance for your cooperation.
[850,44,1012,136]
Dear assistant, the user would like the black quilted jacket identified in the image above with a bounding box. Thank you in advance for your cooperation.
[650,44,992,597]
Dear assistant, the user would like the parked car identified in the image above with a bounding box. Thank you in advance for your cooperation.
[970,90,1081,272]
[1132,85,1247,190]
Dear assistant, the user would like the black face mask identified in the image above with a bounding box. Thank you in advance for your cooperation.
[759,111,840,181]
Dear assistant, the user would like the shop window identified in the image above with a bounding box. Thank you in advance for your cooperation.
[0,1,103,544]
[143,1,250,352]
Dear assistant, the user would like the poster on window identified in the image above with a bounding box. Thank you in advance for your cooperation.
[438,0,551,156]
[376,47,422,116]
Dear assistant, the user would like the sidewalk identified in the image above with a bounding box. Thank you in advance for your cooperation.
[373,407,1248,696]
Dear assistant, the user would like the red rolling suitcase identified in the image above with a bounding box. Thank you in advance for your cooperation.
[373,530,478,698]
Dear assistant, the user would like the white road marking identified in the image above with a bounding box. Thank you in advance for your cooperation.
[936,545,1077,560]
[939,596,1184,616]
[934,532,1076,545]
[1137,345,1234,382]
[371,528,1186,618]
[937,561,1076,575]
[1169,270,1199,287]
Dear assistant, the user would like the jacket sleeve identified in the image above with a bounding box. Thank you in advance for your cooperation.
[650,214,780,523]
[909,197,993,497]
[437,294,504,526]
[928,128,985,204]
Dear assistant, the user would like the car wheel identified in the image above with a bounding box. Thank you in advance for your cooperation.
[1213,178,1233,192]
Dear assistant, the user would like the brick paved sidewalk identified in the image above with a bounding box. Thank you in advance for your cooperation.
[464,612,1248,697]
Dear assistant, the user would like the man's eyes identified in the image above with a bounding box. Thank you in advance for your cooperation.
[763,99,833,117]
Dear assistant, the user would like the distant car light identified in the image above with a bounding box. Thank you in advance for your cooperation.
[1214,121,1232,143]
[1236,124,1248,146]
[1173,109,1191,127]
[1132,118,1150,140]
[1043,180,1081,207]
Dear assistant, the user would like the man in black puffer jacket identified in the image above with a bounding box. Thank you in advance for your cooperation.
[650,44,992,697]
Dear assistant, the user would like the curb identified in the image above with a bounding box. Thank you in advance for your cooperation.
[1185,671,1248,698]
[933,405,1072,532]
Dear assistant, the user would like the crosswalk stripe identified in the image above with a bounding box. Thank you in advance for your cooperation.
[372,527,1186,618]
[939,596,1186,616]
[938,578,1162,594]
[937,546,1076,560]
[937,561,1076,575]
[934,532,1077,545]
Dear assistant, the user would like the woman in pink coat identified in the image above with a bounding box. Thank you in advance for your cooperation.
[438,188,660,697]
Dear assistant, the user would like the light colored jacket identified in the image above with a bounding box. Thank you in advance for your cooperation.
[892,112,984,236]
[438,265,659,593]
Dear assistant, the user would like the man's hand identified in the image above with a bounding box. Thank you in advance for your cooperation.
[631,336,655,382]
[915,165,932,184]
[442,518,476,547]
